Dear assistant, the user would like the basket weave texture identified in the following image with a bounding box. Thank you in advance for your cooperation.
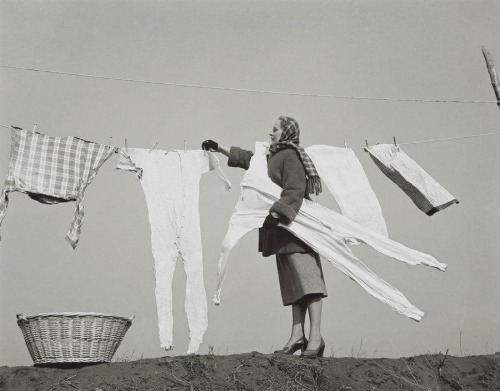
[16,312,134,364]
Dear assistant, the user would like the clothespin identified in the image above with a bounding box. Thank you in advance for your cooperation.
[393,136,397,146]
[32,123,37,132]
[149,142,158,153]
[108,137,112,148]
[184,140,187,152]
[364,139,369,152]
[344,141,348,149]
[125,139,128,153]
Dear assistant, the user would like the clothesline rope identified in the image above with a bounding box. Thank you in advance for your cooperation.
[1,123,499,149]
[1,64,498,105]
[356,131,500,149]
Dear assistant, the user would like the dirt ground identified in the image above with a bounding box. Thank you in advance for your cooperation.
[0,351,499,391]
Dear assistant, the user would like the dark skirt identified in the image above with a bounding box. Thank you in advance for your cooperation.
[276,252,328,306]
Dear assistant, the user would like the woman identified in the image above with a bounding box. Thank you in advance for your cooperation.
[202,116,327,358]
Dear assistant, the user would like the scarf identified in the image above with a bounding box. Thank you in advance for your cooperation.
[268,116,322,195]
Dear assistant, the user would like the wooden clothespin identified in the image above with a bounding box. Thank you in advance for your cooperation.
[393,136,397,146]
[364,139,369,152]
[125,139,128,153]
[32,123,37,132]
[344,141,348,149]
[108,137,112,148]
[149,142,158,153]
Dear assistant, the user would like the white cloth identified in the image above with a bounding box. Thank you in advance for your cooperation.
[306,145,388,236]
[213,142,446,321]
[117,148,231,353]
[367,144,458,216]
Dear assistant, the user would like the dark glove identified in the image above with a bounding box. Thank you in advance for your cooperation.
[262,214,280,228]
[202,140,218,151]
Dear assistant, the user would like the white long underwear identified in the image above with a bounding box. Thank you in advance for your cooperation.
[213,142,446,321]
[306,145,388,236]
[367,144,459,216]
[117,148,231,354]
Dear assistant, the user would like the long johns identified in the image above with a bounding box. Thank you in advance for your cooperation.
[118,148,230,353]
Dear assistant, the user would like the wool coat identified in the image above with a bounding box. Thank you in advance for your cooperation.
[228,146,312,256]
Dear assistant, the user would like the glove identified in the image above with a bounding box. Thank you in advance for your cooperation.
[202,140,218,151]
[262,214,280,228]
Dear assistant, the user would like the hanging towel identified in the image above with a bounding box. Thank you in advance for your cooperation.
[117,148,230,354]
[213,142,447,321]
[307,145,388,236]
[367,144,458,216]
[0,126,116,248]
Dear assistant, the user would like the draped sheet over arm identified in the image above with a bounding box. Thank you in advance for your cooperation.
[214,142,446,321]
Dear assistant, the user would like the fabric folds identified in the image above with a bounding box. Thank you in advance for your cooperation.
[213,142,446,321]
[367,144,458,215]
[307,145,388,236]
[117,148,230,354]
[0,126,116,248]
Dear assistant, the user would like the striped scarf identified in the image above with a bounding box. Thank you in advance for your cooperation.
[268,116,322,195]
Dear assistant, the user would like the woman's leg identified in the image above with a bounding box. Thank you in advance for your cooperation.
[284,300,307,346]
[306,295,323,350]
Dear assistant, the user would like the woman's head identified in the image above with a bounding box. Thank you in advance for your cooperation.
[270,116,300,146]
[268,115,322,195]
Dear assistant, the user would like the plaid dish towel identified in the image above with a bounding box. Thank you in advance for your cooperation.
[0,126,116,248]
[367,144,458,216]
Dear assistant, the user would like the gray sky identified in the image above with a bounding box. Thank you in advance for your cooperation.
[0,1,499,366]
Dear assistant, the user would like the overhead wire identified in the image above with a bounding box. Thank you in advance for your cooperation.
[1,64,499,148]
[1,64,498,105]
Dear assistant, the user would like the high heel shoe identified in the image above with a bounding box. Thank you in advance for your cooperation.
[300,338,325,358]
[273,337,308,355]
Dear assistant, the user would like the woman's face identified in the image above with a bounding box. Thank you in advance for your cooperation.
[269,119,283,145]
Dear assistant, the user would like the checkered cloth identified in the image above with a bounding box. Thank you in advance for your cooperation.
[268,116,322,195]
[0,126,116,248]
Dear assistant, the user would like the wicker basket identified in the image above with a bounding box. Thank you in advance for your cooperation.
[16,312,134,365]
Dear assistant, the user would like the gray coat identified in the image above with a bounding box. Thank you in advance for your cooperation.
[228,146,312,256]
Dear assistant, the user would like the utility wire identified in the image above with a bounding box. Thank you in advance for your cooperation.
[1,64,498,105]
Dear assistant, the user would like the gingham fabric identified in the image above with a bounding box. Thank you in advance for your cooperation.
[268,116,322,195]
[0,126,116,248]
[367,144,459,216]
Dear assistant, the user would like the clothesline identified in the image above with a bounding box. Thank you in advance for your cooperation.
[355,131,500,150]
[1,123,499,149]
[1,64,498,105]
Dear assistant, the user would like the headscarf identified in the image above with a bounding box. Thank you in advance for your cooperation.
[268,116,322,195]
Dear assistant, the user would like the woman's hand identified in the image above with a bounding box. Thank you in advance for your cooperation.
[263,214,280,228]
[202,140,219,151]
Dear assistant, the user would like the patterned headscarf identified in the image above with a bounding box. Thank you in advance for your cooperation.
[268,116,322,195]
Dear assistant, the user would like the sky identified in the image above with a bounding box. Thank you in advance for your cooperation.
[0,0,499,366]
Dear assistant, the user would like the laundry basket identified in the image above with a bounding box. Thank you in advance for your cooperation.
[16,312,134,365]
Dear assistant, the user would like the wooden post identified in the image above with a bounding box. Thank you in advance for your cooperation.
[481,46,500,109]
